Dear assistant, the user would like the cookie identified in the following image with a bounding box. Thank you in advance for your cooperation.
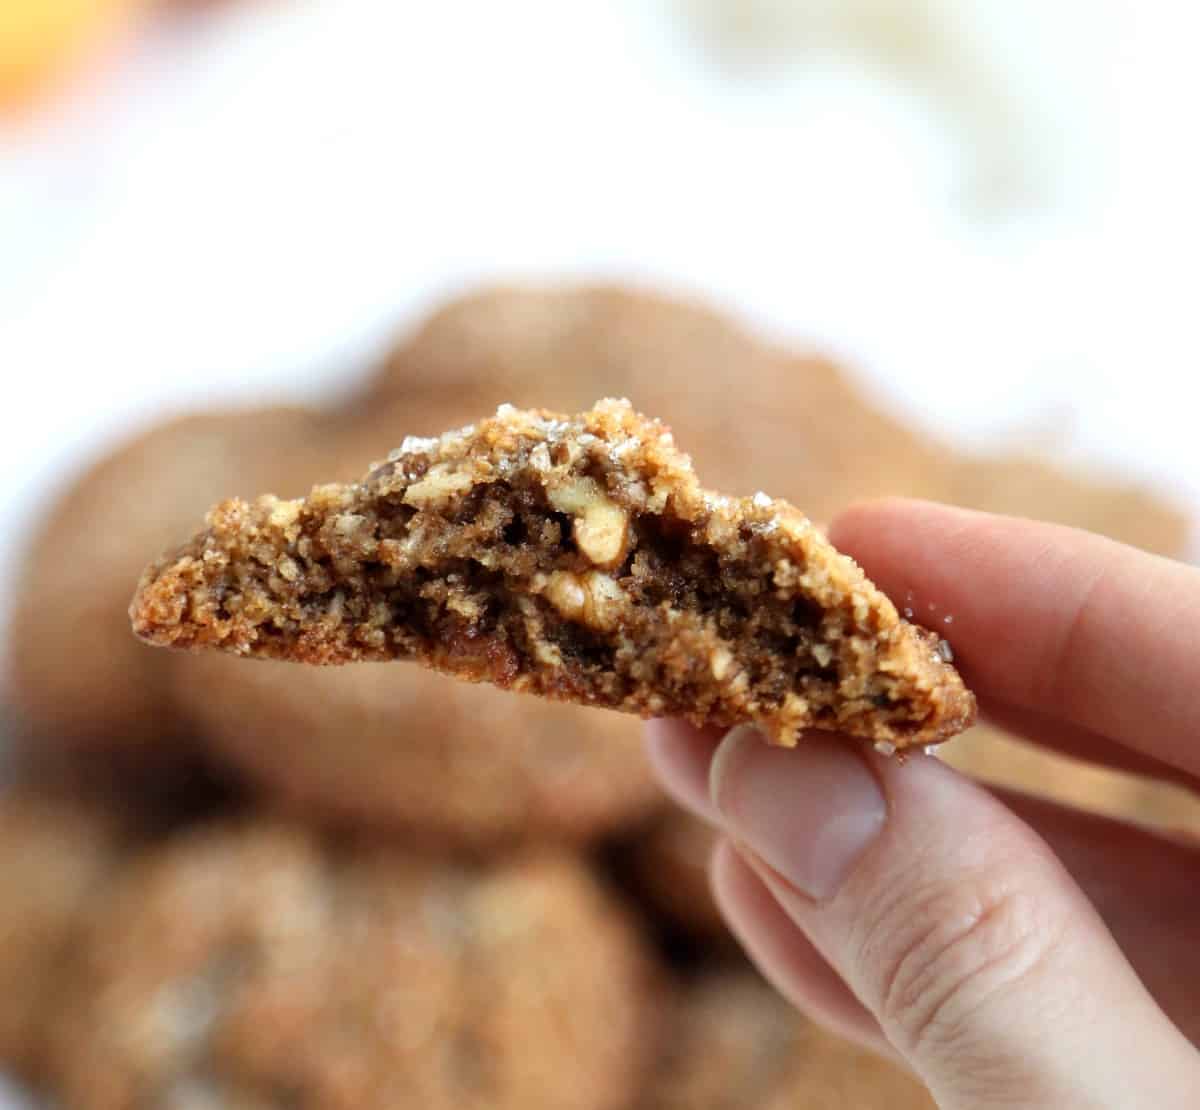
[645,970,933,1108]
[0,790,127,1077]
[46,819,658,1110]
[6,407,327,758]
[142,287,922,836]
[131,399,976,749]
[171,656,660,846]
[374,284,938,522]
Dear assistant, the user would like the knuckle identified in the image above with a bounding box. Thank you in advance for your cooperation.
[859,871,1061,1058]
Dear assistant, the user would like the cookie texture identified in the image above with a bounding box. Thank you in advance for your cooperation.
[48,820,657,1110]
[132,399,975,749]
[0,790,127,1077]
[171,657,659,845]
[645,970,934,1108]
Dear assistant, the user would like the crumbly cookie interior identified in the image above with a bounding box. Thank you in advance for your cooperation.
[132,400,974,747]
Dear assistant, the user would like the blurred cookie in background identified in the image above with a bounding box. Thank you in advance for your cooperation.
[0,789,131,1080]
[46,818,659,1110]
[373,284,938,523]
[171,658,661,849]
[5,407,332,764]
[942,455,1190,558]
[645,968,933,1108]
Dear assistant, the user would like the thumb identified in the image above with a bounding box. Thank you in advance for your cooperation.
[710,727,1199,1109]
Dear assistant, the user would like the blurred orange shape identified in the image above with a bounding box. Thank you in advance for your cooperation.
[0,0,150,112]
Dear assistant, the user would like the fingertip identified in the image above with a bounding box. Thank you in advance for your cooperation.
[711,728,887,902]
[828,497,981,566]
[643,719,724,824]
[828,496,930,546]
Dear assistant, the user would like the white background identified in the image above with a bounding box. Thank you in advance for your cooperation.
[0,3,1197,1098]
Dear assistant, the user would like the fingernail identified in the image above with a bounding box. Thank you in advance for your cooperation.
[710,725,886,900]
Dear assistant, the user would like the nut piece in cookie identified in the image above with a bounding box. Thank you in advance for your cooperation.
[47,820,658,1110]
[131,399,976,750]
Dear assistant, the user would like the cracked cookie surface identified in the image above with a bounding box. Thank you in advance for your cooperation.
[47,820,657,1110]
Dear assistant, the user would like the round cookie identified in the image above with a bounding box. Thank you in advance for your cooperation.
[373,284,939,522]
[47,819,659,1110]
[0,789,128,1078]
[6,407,328,759]
[171,657,661,846]
[646,970,933,1109]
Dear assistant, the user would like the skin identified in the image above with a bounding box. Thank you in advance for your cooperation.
[646,500,1200,1109]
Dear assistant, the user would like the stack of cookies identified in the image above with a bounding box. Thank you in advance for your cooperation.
[2,285,1192,1108]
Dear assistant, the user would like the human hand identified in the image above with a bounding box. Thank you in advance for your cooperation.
[645,499,1200,1109]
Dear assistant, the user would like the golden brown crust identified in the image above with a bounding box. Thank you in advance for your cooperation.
[46,819,658,1110]
[171,656,660,845]
[132,399,975,749]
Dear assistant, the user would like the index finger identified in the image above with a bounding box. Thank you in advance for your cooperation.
[829,499,1200,778]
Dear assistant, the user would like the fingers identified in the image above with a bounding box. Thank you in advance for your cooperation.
[829,499,1200,778]
[998,791,1200,1048]
[712,774,1200,1054]
[708,838,896,1060]
[710,727,1200,1109]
